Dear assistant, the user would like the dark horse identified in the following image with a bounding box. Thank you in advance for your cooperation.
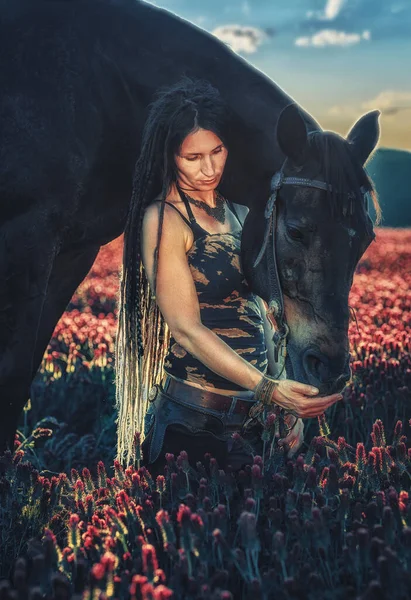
[0,0,380,453]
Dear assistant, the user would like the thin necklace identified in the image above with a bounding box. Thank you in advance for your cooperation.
[180,189,226,225]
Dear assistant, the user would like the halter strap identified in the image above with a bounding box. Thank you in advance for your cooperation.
[256,161,371,265]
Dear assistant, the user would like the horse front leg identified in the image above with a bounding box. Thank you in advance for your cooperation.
[0,211,60,454]
[28,242,101,413]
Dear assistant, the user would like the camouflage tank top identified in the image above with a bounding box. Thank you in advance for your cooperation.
[161,192,268,391]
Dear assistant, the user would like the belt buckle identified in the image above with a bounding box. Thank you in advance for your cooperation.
[148,384,159,402]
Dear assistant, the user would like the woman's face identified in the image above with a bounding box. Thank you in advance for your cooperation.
[174,128,228,191]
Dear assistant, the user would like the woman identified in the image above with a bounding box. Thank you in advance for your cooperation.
[115,76,343,474]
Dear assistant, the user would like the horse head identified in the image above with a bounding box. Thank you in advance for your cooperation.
[241,103,380,396]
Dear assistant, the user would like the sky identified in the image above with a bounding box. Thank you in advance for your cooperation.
[148,0,411,151]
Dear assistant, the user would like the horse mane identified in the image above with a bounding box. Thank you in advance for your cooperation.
[307,130,382,226]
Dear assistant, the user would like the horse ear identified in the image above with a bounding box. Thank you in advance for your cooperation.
[346,110,381,166]
[276,103,308,165]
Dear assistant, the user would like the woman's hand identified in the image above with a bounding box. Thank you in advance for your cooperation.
[271,379,343,418]
[278,414,304,459]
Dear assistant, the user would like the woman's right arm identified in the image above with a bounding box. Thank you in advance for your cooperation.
[140,203,342,419]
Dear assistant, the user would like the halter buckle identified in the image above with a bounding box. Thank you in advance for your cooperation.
[265,170,284,219]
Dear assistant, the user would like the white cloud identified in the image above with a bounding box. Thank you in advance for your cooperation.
[362,90,411,112]
[307,0,346,21]
[295,29,371,47]
[328,90,411,118]
[324,0,345,20]
[327,104,357,117]
[212,25,267,54]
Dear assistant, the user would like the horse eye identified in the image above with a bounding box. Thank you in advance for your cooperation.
[287,227,304,241]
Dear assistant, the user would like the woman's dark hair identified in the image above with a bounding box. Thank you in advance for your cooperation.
[115,75,232,464]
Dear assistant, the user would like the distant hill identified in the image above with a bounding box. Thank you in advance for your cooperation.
[366,147,411,227]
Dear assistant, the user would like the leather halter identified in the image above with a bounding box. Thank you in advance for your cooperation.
[253,159,372,363]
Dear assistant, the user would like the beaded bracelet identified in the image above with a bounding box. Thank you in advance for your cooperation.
[253,374,281,406]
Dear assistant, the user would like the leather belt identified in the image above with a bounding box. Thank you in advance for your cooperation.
[155,374,257,418]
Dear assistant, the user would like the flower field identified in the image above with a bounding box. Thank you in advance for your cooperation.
[0,228,410,599]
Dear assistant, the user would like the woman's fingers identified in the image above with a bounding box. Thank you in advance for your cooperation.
[301,397,342,417]
[308,392,343,405]
[289,381,319,396]
[274,385,343,418]
[287,380,345,401]
[279,418,301,445]
[279,419,304,458]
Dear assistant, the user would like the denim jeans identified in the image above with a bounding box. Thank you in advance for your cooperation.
[140,382,264,480]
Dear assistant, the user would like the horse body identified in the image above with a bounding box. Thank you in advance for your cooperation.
[0,0,377,452]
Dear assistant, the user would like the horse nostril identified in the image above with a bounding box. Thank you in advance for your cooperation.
[303,348,351,389]
[303,349,331,384]
[305,353,325,380]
